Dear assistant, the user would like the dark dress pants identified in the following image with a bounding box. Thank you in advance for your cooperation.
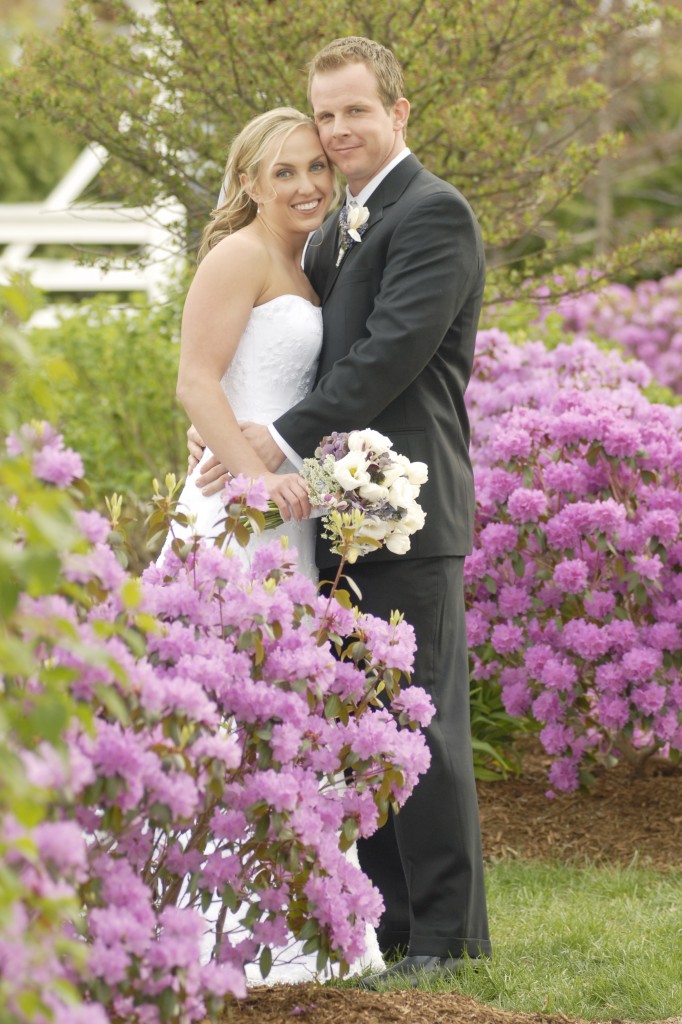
[324,555,491,959]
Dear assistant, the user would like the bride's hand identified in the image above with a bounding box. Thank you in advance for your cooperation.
[265,472,311,522]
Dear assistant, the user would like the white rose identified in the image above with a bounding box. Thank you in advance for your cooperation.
[400,503,427,533]
[333,451,371,490]
[348,428,393,454]
[357,481,391,503]
[380,463,405,487]
[387,476,415,510]
[405,461,429,487]
[385,531,411,555]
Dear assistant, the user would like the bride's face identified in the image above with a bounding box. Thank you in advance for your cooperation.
[253,125,334,236]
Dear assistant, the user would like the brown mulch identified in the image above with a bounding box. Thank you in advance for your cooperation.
[229,984,672,1024]
[477,741,682,870]
[224,744,682,1024]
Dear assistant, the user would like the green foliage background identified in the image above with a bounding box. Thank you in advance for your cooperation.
[0,285,93,1020]
[0,9,79,202]
[11,0,682,285]
[0,100,80,203]
[1,284,188,566]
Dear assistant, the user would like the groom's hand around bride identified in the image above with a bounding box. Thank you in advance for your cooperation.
[185,424,309,521]
[186,424,229,496]
[187,422,286,483]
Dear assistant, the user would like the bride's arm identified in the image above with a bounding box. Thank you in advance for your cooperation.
[176,235,310,521]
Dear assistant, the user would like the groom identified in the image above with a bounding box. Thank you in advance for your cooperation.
[195,35,491,986]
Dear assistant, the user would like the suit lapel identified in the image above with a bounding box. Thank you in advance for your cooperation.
[321,205,384,302]
[316,155,424,304]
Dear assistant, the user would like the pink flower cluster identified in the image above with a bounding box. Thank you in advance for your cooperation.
[547,269,682,394]
[3,434,433,1021]
[6,420,84,487]
[466,329,682,793]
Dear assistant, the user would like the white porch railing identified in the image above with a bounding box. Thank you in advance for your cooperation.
[0,143,187,308]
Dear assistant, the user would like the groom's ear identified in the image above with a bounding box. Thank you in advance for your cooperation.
[392,98,410,134]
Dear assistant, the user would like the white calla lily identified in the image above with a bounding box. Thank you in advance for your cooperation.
[346,204,370,242]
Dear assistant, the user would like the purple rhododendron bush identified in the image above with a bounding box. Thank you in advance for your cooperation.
[466,330,682,793]
[1,424,433,1023]
[549,269,682,395]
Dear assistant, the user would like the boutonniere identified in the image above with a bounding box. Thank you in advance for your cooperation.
[336,203,370,266]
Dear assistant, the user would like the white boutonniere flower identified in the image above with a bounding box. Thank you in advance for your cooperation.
[345,203,370,242]
[336,203,370,266]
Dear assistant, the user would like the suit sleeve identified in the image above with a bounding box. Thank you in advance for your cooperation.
[274,189,483,456]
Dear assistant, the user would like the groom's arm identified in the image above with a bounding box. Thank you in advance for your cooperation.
[273,188,483,456]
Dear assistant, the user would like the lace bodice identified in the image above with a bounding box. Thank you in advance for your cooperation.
[221,294,323,422]
[160,293,323,582]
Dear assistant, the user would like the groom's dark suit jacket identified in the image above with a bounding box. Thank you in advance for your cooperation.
[274,153,484,567]
[275,153,490,958]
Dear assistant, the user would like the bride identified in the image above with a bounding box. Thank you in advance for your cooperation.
[162,107,383,980]
[164,107,331,575]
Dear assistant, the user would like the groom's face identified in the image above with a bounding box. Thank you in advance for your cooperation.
[310,62,408,195]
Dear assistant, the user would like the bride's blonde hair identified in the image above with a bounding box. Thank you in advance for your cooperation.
[198,107,317,262]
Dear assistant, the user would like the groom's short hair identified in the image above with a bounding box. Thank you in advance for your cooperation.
[307,36,405,111]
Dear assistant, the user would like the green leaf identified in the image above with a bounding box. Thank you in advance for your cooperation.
[23,695,70,745]
[342,573,363,602]
[324,694,343,720]
[298,918,319,941]
[316,944,329,973]
[157,987,178,1023]
[511,551,526,578]
[0,578,20,618]
[260,945,273,978]
[333,588,353,609]
[342,817,359,843]
[254,812,270,841]
[93,683,131,726]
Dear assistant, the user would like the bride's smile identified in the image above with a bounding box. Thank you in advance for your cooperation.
[252,125,334,237]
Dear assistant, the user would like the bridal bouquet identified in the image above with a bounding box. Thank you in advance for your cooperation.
[252,428,428,561]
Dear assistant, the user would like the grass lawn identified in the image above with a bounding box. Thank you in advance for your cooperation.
[337,859,682,1021]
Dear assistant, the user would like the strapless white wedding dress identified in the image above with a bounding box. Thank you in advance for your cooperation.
[161,294,321,578]
[161,294,384,982]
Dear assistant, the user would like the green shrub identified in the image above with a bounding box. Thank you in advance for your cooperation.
[3,287,189,566]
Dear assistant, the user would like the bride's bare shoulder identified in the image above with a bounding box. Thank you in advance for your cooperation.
[194,226,270,293]
[203,226,269,268]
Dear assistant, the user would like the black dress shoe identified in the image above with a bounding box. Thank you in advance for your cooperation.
[358,954,465,989]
